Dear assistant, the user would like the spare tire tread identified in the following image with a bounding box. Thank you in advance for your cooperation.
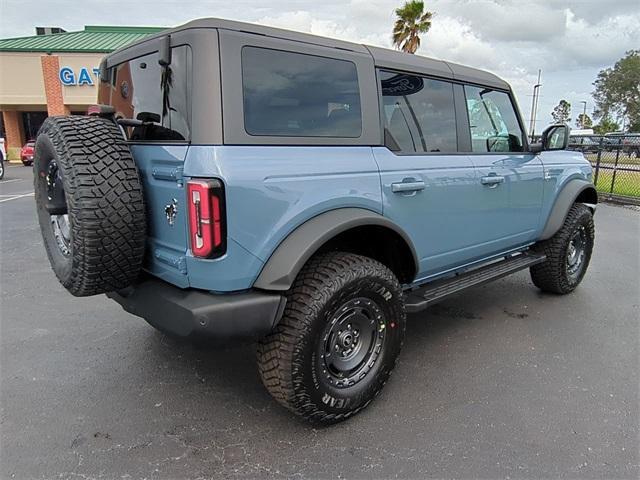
[35,115,145,296]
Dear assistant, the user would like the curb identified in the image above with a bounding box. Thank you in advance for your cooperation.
[599,193,640,207]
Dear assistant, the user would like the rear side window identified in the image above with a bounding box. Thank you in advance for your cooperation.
[464,86,524,153]
[241,47,362,138]
[103,45,191,142]
[379,70,457,153]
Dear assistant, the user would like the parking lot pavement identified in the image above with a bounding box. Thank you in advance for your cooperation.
[1,164,638,479]
[0,164,35,203]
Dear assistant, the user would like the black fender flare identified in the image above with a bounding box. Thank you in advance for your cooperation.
[253,208,419,291]
[540,179,597,240]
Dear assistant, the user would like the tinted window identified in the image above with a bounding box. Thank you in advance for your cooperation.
[379,70,457,154]
[464,86,524,153]
[102,46,191,141]
[241,47,362,138]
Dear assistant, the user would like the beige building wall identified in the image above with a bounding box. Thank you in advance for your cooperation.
[0,51,105,110]
[1,51,105,159]
[0,52,46,107]
[59,53,105,108]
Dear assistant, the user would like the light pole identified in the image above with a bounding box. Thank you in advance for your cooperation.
[579,101,587,129]
[529,69,542,141]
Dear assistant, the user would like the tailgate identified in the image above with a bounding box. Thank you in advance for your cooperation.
[130,144,190,287]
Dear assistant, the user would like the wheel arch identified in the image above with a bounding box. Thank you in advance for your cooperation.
[253,208,418,291]
[540,179,597,241]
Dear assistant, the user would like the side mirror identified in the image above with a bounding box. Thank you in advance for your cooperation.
[532,124,569,153]
[544,124,569,150]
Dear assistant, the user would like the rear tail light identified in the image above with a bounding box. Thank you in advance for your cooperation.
[187,179,225,258]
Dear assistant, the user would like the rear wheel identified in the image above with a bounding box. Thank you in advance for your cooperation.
[0,156,4,180]
[257,252,406,425]
[530,203,594,294]
[34,116,146,296]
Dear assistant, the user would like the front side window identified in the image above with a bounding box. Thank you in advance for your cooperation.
[379,70,457,154]
[102,45,191,141]
[464,86,524,153]
[241,47,362,138]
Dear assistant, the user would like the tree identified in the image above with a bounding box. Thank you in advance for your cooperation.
[575,113,593,129]
[592,50,640,132]
[392,1,433,54]
[593,116,620,135]
[551,100,571,124]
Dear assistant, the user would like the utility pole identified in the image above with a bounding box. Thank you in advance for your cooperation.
[529,69,542,141]
[579,100,587,129]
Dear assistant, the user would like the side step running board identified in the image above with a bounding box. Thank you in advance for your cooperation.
[404,253,546,313]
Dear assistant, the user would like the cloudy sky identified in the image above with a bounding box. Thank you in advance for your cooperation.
[1,0,639,130]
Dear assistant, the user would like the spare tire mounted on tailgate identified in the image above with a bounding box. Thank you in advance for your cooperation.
[34,115,146,297]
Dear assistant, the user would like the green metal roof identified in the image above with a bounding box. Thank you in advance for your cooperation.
[0,25,167,53]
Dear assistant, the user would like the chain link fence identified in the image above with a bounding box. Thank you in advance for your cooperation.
[568,134,640,202]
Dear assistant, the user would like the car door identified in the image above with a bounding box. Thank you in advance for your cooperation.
[373,70,487,281]
[462,85,544,258]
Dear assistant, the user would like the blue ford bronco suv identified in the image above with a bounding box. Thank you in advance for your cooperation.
[33,18,597,424]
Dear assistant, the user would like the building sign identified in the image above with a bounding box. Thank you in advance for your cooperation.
[59,67,101,86]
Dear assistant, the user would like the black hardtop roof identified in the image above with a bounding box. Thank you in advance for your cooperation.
[109,17,510,90]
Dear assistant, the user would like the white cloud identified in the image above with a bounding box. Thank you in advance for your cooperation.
[559,10,640,68]
[431,0,567,43]
[419,16,497,67]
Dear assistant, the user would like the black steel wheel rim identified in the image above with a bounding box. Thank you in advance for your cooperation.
[51,214,71,256]
[566,225,587,278]
[320,297,387,389]
[44,159,71,256]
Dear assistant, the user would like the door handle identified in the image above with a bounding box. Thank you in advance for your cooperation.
[391,180,426,193]
[481,175,505,187]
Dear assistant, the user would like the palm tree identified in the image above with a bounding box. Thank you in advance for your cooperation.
[392,1,433,54]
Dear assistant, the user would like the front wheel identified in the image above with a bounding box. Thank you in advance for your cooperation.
[257,252,406,425]
[530,203,595,294]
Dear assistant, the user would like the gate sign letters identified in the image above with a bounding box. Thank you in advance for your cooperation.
[59,67,101,86]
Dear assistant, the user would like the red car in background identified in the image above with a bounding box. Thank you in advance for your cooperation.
[20,140,35,166]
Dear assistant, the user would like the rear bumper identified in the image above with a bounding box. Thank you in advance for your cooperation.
[107,278,285,342]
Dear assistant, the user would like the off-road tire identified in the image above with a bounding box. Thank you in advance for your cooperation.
[34,115,145,296]
[257,252,406,425]
[530,203,594,294]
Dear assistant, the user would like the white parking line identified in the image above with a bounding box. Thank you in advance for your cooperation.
[0,179,24,184]
[0,192,34,203]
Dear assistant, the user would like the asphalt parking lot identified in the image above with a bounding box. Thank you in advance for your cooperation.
[1,164,638,479]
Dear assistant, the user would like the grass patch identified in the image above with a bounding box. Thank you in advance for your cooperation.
[594,168,640,198]
[584,152,640,165]
[7,147,21,162]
